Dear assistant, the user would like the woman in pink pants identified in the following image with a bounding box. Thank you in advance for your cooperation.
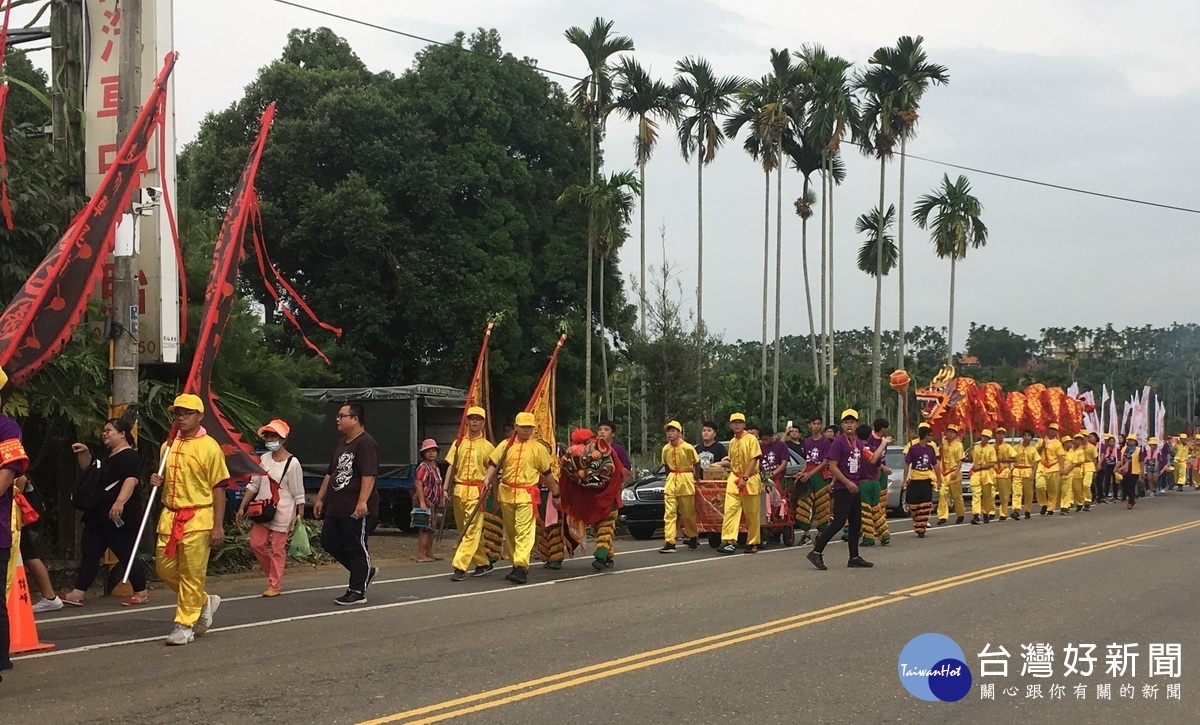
[237,419,305,596]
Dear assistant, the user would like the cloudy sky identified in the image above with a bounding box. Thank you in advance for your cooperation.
[20,1,1198,349]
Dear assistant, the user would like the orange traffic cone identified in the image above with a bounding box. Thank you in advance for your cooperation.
[7,550,54,654]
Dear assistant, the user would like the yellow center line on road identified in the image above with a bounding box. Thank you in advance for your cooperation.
[361,516,1200,725]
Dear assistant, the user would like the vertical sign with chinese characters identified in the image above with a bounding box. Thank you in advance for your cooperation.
[84,0,179,363]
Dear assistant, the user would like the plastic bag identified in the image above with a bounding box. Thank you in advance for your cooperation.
[288,520,313,558]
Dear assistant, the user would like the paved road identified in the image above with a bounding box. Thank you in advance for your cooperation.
[7,493,1200,723]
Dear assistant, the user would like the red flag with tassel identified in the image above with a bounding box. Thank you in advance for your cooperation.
[0,54,177,387]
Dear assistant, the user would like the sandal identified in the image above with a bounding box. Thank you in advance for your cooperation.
[121,596,149,606]
[60,595,85,607]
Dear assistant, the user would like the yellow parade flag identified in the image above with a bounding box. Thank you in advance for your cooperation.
[525,334,566,478]
[455,322,494,445]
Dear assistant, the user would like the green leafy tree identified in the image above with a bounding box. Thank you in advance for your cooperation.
[912,174,988,365]
[853,203,898,414]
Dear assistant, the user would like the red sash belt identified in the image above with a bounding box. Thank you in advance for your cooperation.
[164,507,197,559]
[504,483,541,506]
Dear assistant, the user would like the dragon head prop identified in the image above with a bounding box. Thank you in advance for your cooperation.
[915,365,968,433]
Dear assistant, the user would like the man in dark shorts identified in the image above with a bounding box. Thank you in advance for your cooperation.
[314,402,380,605]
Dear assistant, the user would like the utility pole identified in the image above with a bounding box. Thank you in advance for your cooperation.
[111,0,142,417]
[50,0,85,197]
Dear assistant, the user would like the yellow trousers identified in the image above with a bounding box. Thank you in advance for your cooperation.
[937,478,965,521]
[501,502,536,569]
[971,483,996,516]
[721,490,761,545]
[1011,474,1034,512]
[1083,471,1094,502]
[451,497,490,572]
[1175,467,1187,486]
[996,477,1012,518]
[664,494,698,542]
[1067,476,1085,509]
[1036,470,1061,510]
[156,531,211,627]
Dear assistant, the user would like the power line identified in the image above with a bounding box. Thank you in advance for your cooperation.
[266,0,1200,216]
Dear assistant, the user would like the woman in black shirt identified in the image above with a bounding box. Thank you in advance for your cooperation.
[62,418,148,606]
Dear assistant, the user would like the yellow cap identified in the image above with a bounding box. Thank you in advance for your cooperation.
[840,408,858,421]
[1148,437,1158,445]
[664,420,682,432]
[917,422,932,433]
[467,406,486,419]
[996,426,1007,432]
[729,412,746,423]
[169,393,205,414]
[1048,422,1060,431]
[1181,433,1189,439]
[1073,433,1085,439]
[1104,433,1114,439]
[1126,433,1137,441]
[980,429,993,438]
[0,366,7,390]
[515,411,536,427]
[946,424,959,433]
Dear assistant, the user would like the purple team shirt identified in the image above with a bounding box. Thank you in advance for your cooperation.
[760,439,791,480]
[825,433,863,490]
[610,441,632,473]
[802,435,830,468]
[905,442,940,476]
[859,434,884,482]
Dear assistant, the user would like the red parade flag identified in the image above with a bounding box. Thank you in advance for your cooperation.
[0,54,177,388]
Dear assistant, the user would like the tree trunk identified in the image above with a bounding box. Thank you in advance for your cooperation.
[51,0,86,198]
[800,177,819,383]
[872,154,886,416]
[947,254,957,366]
[639,152,647,454]
[600,251,611,420]
[772,146,783,429]
[897,136,908,371]
[827,154,836,423]
[696,145,705,417]
[819,164,828,391]
[585,111,596,425]
[761,167,770,417]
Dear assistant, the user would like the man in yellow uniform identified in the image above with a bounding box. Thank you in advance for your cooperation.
[1080,432,1098,510]
[936,425,966,525]
[1035,423,1067,516]
[484,412,555,585]
[719,413,762,554]
[1063,435,1086,514]
[660,420,699,553]
[149,394,230,646]
[1010,429,1039,520]
[994,427,1016,520]
[1173,434,1189,492]
[969,429,998,524]
[446,407,496,581]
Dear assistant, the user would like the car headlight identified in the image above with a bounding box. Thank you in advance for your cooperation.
[621,487,636,502]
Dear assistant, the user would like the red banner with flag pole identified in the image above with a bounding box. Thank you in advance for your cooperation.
[454,321,495,446]
[0,53,178,389]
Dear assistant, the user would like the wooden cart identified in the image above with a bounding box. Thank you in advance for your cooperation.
[694,477,796,549]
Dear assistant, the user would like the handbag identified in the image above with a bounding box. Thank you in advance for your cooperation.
[248,457,292,524]
[73,458,106,512]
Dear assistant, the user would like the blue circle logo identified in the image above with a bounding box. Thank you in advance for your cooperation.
[898,633,973,702]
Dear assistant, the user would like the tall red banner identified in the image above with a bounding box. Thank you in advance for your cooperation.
[0,54,177,389]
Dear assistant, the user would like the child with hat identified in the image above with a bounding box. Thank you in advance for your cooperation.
[415,438,443,563]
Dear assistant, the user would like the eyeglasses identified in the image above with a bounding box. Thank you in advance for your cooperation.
[171,410,200,419]
[335,413,356,419]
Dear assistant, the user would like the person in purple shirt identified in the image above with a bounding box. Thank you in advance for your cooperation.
[0,407,31,682]
[903,423,943,538]
[759,426,791,522]
[598,420,632,478]
[807,409,888,571]
[794,416,831,545]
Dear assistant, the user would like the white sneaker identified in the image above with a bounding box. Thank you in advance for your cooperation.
[165,624,195,646]
[32,596,64,613]
[194,594,221,637]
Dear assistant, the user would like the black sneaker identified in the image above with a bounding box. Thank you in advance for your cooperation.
[505,567,528,584]
[659,542,677,554]
[365,566,378,591]
[936,519,948,526]
[334,590,367,606]
[806,551,827,570]
[1024,511,1031,520]
[450,569,466,582]
[955,516,965,524]
[971,515,981,525]
[1083,504,1091,511]
[686,537,699,550]
[1058,509,1070,515]
[543,560,562,570]
[1076,505,1083,513]
[1040,506,1048,516]
[983,514,991,523]
[916,531,926,538]
[591,557,607,572]
[604,558,615,568]
[470,564,494,577]
[848,556,874,568]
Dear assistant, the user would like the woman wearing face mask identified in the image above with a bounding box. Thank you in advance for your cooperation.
[236,419,304,596]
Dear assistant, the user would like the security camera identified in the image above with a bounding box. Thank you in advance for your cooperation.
[142,186,163,203]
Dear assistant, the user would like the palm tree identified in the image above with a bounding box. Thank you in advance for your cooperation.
[557,171,643,418]
[610,57,679,450]
[855,205,899,411]
[797,45,857,421]
[564,17,635,424]
[865,37,949,374]
[674,57,747,407]
[786,133,844,387]
[912,174,987,366]
[854,64,902,416]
